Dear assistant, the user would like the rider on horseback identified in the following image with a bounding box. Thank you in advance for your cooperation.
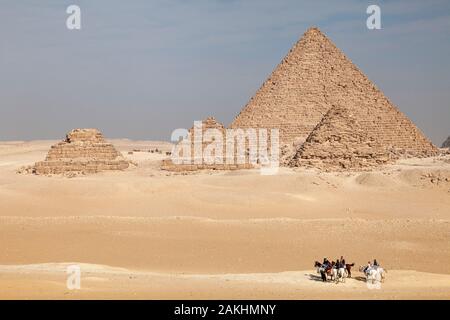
[373,259,379,267]
[319,258,330,282]
[363,261,372,274]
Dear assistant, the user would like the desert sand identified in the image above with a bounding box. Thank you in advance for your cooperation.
[0,140,450,299]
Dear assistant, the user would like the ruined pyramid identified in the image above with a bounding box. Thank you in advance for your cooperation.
[230,27,438,160]
[32,129,129,175]
[289,105,395,170]
[442,136,450,149]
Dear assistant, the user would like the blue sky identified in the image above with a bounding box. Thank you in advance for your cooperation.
[0,0,449,145]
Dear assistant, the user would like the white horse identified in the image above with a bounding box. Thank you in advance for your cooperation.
[376,267,387,282]
[359,266,386,284]
[330,267,337,281]
[329,266,348,283]
[336,267,346,283]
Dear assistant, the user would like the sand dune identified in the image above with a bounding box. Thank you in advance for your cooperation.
[0,140,450,299]
[0,263,449,300]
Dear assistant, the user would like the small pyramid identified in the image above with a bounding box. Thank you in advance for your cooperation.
[161,117,253,171]
[32,129,129,175]
[230,27,438,158]
[289,106,395,170]
[187,117,226,165]
[442,136,450,149]
[193,116,225,132]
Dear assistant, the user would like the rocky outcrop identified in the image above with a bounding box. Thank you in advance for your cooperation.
[30,129,129,175]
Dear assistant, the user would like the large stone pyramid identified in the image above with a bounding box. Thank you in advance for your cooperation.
[230,27,438,158]
[289,106,395,170]
[32,129,129,175]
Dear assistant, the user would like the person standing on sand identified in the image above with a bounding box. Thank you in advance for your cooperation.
[341,256,346,266]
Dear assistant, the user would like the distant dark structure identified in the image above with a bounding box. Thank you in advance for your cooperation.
[442,136,450,149]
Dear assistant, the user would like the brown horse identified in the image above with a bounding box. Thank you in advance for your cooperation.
[345,263,355,278]
[315,261,354,281]
[314,261,336,282]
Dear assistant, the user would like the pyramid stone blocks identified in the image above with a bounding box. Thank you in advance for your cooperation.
[231,27,438,160]
[33,129,129,175]
[289,106,395,170]
[161,117,253,171]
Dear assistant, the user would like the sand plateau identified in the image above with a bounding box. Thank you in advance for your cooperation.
[1,140,450,299]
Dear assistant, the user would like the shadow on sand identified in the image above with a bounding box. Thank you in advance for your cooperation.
[307,273,368,284]
[353,276,367,283]
[307,273,326,282]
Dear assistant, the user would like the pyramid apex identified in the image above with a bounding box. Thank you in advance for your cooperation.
[303,26,324,36]
[204,116,217,122]
[292,26,330,49]
[66,128,105,143]
[189,116,225,132]
[305,26,321,32]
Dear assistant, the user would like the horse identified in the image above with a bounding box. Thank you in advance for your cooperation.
[376,266,387,282]
[359,266,387,284]
[314,261,322,270]
[345,263,355,278]
[314,261,335,282]
[335,267,346,283]
[314,261,328,282]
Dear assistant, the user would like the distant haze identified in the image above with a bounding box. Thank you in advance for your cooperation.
[0,0,449,145]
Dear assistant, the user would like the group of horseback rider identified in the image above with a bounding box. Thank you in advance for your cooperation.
[363,259,380,273]
[315,256,385,284]
[316,255,353,282]
[315,256,382,283]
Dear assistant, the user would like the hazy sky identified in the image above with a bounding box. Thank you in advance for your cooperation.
[1,0,449,145]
